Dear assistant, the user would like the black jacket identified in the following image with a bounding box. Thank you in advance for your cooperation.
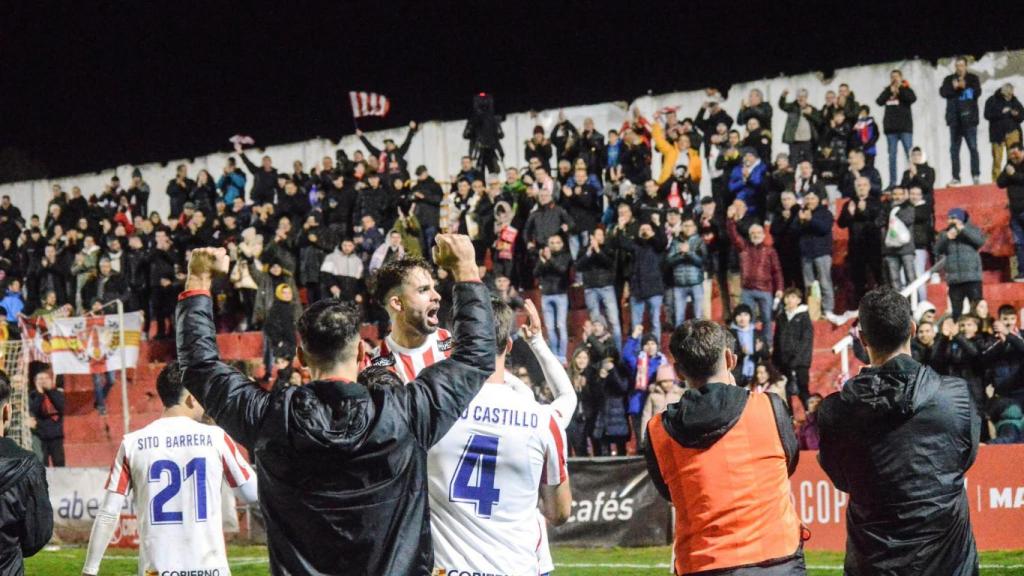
[773,306,813,369]
[411,177,443,230]
[818,354,980,576]
[875,84,917,134]
[899,163,936,198]
[940,73,983,127]
[176,283,495,576]
[241,153,279,205]
[28,389,64,441]
[534,250,572,295]
[996,159,1024,215]
[0,438,52,575]
[574,247,615,289]
[619,228,667,299]
[983,93,1024,142]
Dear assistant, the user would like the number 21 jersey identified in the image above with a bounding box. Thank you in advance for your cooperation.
[104,416,255,576]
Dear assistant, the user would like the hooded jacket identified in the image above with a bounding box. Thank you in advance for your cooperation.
[644,384,802,575]
[176,282,495,576]
[773,305,813,369]
[0,438,52,575]
[818,354,980,576]
[875,83,917,134]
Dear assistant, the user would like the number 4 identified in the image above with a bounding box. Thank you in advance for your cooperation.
[449,434,501,518]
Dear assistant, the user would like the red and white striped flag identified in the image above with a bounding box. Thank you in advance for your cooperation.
[349,91,391,118]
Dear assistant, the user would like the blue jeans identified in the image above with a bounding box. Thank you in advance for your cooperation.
[421,226,438,263]
[741,289,774,339]
[630,294,663,344]
[542,293,569,361]
[92,372,115,413]
[949,124,980,180]
[886,132,913,187]
[802,255,835,314]
[584,285,622,348]
[1012,211,1024,278]
[568,231,590,261]
[672,284,704,326]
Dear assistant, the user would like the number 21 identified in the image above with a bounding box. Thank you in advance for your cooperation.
[149,458,208,524]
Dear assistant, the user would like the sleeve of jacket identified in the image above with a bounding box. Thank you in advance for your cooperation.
[403,282,495,447]
[176,292,272,449]
[240,152,259,176]
[398,127,417,157]
[901,86,917,105]
[651,123,673,157]
[769,248,784,294]
[725,217,748,252]
[45,389,65,415]
[984,95,1002,121]
[959,224,986,249]
[768,392,799,476]
[17,458,53,558]
[622,337,640,371]
[359,135,382,158]
[939,75,957,99]
[817,398,850,491]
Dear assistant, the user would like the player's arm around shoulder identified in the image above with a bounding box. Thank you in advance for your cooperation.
[404,235,496,448]
[177,248,272,448]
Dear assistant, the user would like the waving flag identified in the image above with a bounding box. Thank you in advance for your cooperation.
[349,91,391,119]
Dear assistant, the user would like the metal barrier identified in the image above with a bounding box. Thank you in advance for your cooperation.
[831,257,946,379]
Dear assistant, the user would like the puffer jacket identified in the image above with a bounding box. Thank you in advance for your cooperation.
[534,250,572,295]
[619,227,667,299]
[726,219,783,294]
[0,438,52,575]
[176,282,495,576]
[665,234,706,288]
[574,247,615,289]
[934,222,986,284]
[818,354,980,576]
[798,206,834,260]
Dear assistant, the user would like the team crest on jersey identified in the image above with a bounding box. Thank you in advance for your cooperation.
[437,337,453,352]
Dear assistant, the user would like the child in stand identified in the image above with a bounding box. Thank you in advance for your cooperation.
[492,201,518,280]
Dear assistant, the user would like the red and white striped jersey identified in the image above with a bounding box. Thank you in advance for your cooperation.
[105,417,254,576]
[365,329,453,383]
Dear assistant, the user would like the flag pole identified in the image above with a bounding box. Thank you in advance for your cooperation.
[117,299,130,433]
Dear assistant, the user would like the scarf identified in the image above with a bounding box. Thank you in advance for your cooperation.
[635,354,650,392]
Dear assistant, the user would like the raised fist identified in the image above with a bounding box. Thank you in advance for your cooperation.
[188,247,230,278]
[433,234,479,282]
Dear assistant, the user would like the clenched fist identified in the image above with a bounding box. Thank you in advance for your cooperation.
[433,234,480,282]
[185,247,230,292]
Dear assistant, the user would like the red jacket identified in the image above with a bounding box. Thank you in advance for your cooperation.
[727,219,783,294]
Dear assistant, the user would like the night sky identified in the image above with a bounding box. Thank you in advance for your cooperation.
[1,1,1019,181]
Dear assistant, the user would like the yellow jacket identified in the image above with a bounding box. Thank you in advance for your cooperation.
[653,123,702,185]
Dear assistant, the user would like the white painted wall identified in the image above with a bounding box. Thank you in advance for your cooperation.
[4,50,1021,221]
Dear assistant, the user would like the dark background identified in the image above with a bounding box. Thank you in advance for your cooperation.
[1,1,1018,181]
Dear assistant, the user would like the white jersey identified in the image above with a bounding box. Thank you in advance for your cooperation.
[104,417,255,576]
[428,383,568,576]
[364,328,453,383]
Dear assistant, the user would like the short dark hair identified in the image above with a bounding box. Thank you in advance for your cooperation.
[297,299,362,368]
[782,287,803,301]
[492,298,516,349]
[371,256,433,304]
[998,304,1017,317]
[156,361,186,408]
[859,288,913,356]
[669,320,729,382]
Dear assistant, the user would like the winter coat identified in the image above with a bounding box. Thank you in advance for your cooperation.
[253,269,302,326]
[728,162,768,211]
[900,162,937,198]
[818,354,980,576]
[298,226,333,287]
[581,365,630,440]
[665,235,706,288]
[736,102,773,128]
[0,438,52,575]
[620,142,652,185]
[778,97,822,144]
[996,158,1024,215]
[79,273,127,310]
[524,202,574,248]
[934,222,986,285]
[176,283,495,576]
[534,250,572,295]
[622,337,667,416]
[984,93,1024,141]
[29,388,64,441]
[411,177,443,230]
[217,170,246,204]
[653,124,702,185]
[240,153,278,205]
[773,305,813,369]
[911,202,935,253]
[837,197,883,249]
[851,116,880,156]
[620,228,667,299]
[559,183,601,233]
[798,412,820,450]
[574,248,615,289]
[875,84,917,134]
[726,219,783,294]
[940,73,983,127]
[798,206,834,260]
[982,332,1024,398]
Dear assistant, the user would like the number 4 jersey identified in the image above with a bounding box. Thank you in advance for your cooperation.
[427,382,568,576]
[104,416,255,576]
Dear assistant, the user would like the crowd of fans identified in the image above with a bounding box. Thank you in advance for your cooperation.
[9,58,1024,464]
